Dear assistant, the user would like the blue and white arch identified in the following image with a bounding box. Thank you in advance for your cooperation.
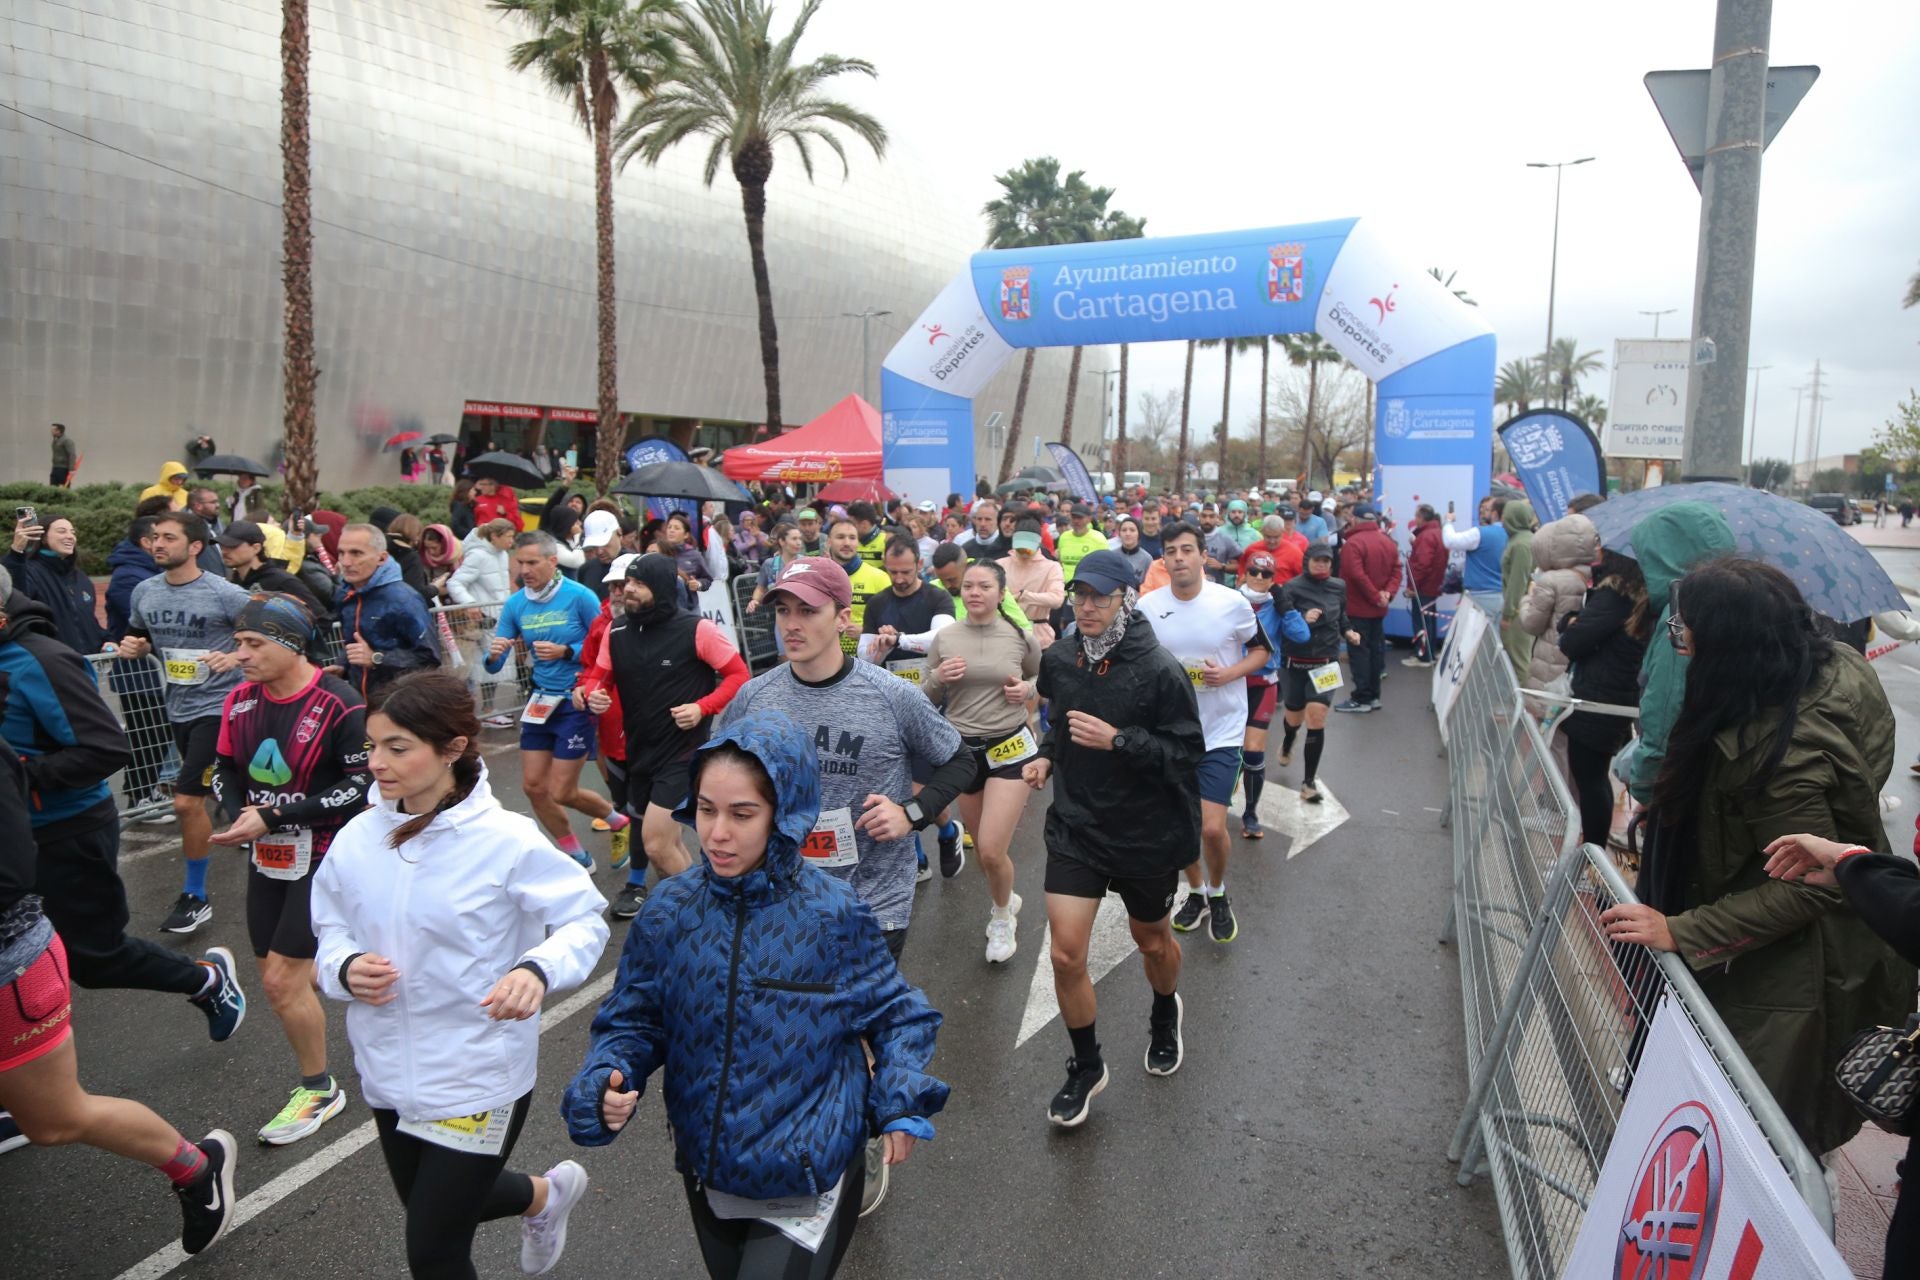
[879,217,1496,537]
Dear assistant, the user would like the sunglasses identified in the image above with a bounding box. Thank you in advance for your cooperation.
[1244,568,1275,580]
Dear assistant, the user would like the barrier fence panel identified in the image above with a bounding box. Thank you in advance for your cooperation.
[1438,599,1833,1279]
[427,601,532,720]
[84,652,177,828]
[730,575,780,674]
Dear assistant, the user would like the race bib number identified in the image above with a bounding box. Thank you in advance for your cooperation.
[800,807,859,868]
[1309,662,1344,694]
[986,726,1039,767]
[705,1169,847,1254]
[1181,659,1208,689]
[252,828,313,882]
[162,648,213,686]
[885,658,927,684]
[521,691,565,724]
[395,1109,508,1156]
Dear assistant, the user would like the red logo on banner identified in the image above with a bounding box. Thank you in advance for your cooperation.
[1615,1101,1724,1279]
[1368,284,1398,324]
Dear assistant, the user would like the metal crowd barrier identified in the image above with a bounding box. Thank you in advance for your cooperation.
[84,652,178,828]
[1437,598,1832,1278]
[730,574,781,674]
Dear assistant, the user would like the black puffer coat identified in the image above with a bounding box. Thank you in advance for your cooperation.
[1555,581,1650,752]
[1035,614,1202,878]
[1273,570,1349,663]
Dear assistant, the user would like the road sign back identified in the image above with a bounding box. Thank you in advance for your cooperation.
[1644,65,1820,191]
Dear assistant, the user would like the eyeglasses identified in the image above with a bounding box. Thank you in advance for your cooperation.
[1665,613,1686,641]
[1244,568,1274,580]
[1072,589,1121,609]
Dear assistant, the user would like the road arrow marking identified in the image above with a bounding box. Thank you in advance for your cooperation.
[1258,779,1351,860]
[1016,893,1138,1048]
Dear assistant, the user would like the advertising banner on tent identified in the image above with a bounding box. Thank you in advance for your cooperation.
[1607,339,1690,460]
[622,436,696,523]
[1562,998,1850,1280]
[1045,443,1099,504]
[1497,409,1607,523]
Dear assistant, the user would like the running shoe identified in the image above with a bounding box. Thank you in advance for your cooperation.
[0,1109,26,1155]
[985,892,1023,938]
[139,800,179,826]
[1241,811,1265,839]
[1301,782,1323,804]
[985,896,1020,965]
[175,1129,237,1256]
[1145,994,1185,1077]
[915,839,932,885]
[1333,699,1376,714]
[1208,893,1239,944]
[591,817,611,832]
[482,713,517,730]
[521,1160,589,1275]
[1400,655,1435,668]
[257,1080,346,1146]
[963,827,976,850]
[609,824,631,872]
[610,882,647,920]
[191,946,246,1042]
[161,892,212,934]
[938,823,965,879]
[567,847,592,870]
[1170,893,1209,933]
[1276,746,1293,767]
[1046,1057,1109,1128]
[859,1135,890,1217]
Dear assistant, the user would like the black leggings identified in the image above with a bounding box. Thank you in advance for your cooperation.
[1886,1128,1920,1276]
[683,1147,865,1280]
[1563,736,1618,849]
[371,1090,537,1279]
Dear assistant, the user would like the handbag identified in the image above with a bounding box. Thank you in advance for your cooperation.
[1833,1013,1920,1135]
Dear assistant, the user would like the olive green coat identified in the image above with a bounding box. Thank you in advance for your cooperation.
[1497,500,1538,680]
[1662,643,1916,1154]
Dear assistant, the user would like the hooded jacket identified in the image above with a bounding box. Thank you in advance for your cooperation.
[1339,519,1403,620]
[138,460,190,508]
[1498,500,1539,679]
[1406,518,1447,597]
[334,557,438,696]
[312,762,608,1121]
[1035,615,1204,878]
[562,712,949,1198]
[1556,576,1650,752]
[448,528,512,605]
[0,593,131,831]
[1274,568,1351,663]
[1625,503,1737,803]
[1516,513,1599,691]
[4,545,105,656]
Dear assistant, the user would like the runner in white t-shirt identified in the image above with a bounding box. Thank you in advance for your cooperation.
[1137,520,1270,944]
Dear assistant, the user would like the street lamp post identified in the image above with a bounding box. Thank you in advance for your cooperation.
[1638,308,1677,338]
[1527,156,1595,401]
[1742,364,1769,485]
[841,308,893,403]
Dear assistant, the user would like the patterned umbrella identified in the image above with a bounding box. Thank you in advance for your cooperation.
[1583,482,1905,622]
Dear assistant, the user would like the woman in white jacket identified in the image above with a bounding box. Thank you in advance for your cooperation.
[447,519,516,605]
[312,671,609,1279]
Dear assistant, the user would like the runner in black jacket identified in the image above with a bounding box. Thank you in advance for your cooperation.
[1024,550,1203,1127]
[1271,542,1361,803]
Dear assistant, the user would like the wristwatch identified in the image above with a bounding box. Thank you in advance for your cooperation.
[1112,731,1130,751]
[902,798,927,829]
[370,650,384,666]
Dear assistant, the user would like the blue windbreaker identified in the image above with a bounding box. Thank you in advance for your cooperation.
[1252,595,1311,680]
[563,710,949,1198]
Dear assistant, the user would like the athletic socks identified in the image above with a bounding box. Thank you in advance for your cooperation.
[159,1136,209,1188]
[1207,881,1226,898]
[938,819,959,842]
[626,866,648,887]
[605,812,631,831]
[1068,1021,1102,1070]
[990,900,1015,919]
[301,1071,333,1093]
[1151,991,1179,1024]
[1280,722,1300,755]
[556,834,585,858]
[1241,751,1266,811]
[182,858,210,900]
[193,963,220,999]
[1304,728,1326,785]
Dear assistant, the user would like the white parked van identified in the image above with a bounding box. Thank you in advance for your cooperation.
[1123,470,1152,492]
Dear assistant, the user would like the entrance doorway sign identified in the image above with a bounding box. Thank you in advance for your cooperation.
[879,218,1496,538]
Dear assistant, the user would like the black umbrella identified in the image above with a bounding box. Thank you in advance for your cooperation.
[426,433,459,445]
[463,451,548,488]
[1016,465,1061,481]
[192,453,273,477]
[612,460,752,505]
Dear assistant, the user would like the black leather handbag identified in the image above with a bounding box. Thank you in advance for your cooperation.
[1834,1014,1920,1135]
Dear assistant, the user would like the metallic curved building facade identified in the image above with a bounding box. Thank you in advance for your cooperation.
[1,0,1106,491]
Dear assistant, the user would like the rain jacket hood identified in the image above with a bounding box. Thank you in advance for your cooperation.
[672,710,821,893]
[337,553,403,603]
[1502,499,1539,538]
[1633,501,1736,605]
[625,553,683,628]
[1530,513,1599,571]
[138,460,191,507]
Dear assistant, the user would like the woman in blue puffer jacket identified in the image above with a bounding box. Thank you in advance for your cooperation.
[563,709,948,1278]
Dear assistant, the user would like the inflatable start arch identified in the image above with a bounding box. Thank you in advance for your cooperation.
[879,217,1496,529]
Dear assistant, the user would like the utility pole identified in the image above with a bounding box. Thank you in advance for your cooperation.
[1805,359,1827,490]
[1679,0,1773,482]
[842,308,892,403]
[1742,364,1769,484]
[1786,384,1805,493]
[1638,308,1677,338]
[1527,157,1596,400]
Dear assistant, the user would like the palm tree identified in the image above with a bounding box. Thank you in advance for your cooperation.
[279,0,317,515]
[495,0,673,492]
[1573,392,1608,429]
[1905,263,1919,309]
[1541,336,1604,410]
[1278,333,1342,482]
[1496,357,1547,418]
[617,0,885,434]
[1198,336,1261,485]
[1175,340,1196,490]
[981,158,1113,481]
[1426,267,1477,307]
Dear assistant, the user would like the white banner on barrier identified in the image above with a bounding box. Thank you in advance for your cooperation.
[698,575,741,652]
[1431,603,1488,742]
[1561,999,1850,1280]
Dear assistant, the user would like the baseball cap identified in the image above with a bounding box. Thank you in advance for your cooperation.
[607,552,638,581]
[1228,499,1248,513]
[1071,549,1140,596]
[796,508,820,521]
[765,556,852,610]
[1353,503,1380,521]
[1243,553,1278,577]
[217,520,266,549]
[582,510,621,549]
[1277,504,1297,521]
[1011,531,1042,552]
[917,499,937,512]
[1321,498,1337,513]
[1071,502,1095,517]
[1306,540,1335,562]
[1307,490,1324,504]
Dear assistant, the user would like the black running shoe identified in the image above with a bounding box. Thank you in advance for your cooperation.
[1333,699,1376,715]
[161,892,212,934]
[610,882,647,920]
[1208,893,1239,943]
[1170,893,1209,933]
[938,824,965,879]
[1046,1057,1109,1128]
[190,947,246,1043]
[1145,995,1185,1077]
[175,1129,237,1256]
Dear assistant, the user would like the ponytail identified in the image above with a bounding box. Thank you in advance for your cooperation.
[371,671,483,850]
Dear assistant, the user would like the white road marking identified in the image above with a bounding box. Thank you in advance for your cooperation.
[1258,780,1352,860]
[1016,893,1137,1048]
[113,969,618,1280]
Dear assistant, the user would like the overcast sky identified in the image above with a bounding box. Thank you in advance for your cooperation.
[807,0,1920,468]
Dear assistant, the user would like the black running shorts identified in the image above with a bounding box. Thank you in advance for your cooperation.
[1044,849,1179,924]
[246,860,318,960]
[171,716,222,798]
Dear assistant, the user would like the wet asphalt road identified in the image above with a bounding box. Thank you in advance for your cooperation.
[3,674,1506,1279]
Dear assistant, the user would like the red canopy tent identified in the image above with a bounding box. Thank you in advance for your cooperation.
[721,394,882,484]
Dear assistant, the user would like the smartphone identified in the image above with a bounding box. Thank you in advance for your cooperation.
[14,505,36,526]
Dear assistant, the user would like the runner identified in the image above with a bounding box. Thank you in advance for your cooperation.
[1144,522,1270,944]
[206,594,371,1145]
[1232,552,1309,840]
[312,672,607,1278]
[0,747,239,1257]
[824,518,891,660]
[1025,550,1202,1125]
[922,559,1043,963]
[116,511,253,932]
[848,502,889,566]
[580,554,750,920]
[485,531,625,869]
[564,711,949,1279]
[1054,503,1108,585]
[1273,542,1363,804]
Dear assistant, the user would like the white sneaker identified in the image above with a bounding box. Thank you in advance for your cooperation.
[520,1160,588,1275]
[985,915,1017,964]
[984,892,1023,938]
